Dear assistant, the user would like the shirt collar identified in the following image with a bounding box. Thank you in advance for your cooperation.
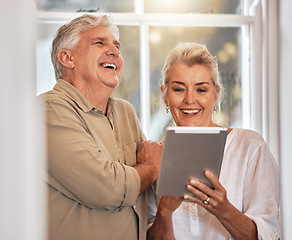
[54,79,116,115]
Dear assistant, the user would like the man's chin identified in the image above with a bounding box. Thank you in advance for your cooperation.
[107,79,120,89]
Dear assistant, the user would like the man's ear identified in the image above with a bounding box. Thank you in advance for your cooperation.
[57,49,75,69]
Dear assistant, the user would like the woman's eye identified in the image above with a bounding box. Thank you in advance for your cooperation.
[197,88,206,93]
[174,88,184,92]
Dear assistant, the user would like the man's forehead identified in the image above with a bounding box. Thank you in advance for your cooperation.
[81,26,118,41]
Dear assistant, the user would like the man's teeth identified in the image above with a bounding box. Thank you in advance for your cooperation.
[100,63,117,70]
[182,109,199,114]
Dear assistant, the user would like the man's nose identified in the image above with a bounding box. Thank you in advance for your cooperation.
[106,43,120,57]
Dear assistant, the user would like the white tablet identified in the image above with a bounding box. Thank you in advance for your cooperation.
[156,126,227,196]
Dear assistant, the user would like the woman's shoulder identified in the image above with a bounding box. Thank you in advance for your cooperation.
[228,128,266,145]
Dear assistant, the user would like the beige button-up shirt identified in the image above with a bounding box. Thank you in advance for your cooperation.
[37,79,147,240]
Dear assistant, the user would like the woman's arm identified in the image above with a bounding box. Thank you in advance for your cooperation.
[147,196,183,240]
[184,170,257,240]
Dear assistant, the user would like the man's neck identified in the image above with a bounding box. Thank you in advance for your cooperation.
[62,76,113,114]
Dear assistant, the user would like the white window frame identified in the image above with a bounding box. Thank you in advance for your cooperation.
[36,0,279,160]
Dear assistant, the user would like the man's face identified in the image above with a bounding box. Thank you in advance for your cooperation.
[71,26,123,89]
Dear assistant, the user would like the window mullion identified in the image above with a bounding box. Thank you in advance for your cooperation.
[241,24,251,129]
[140,23,150,138]
[135,0,144,14]
[249,2,263,135]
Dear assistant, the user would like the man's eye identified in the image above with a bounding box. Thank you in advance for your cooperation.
[94,41,104,45]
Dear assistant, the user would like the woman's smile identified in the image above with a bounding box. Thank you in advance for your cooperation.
[164,63,217,127]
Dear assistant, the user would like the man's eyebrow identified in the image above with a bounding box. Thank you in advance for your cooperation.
[113,40,121,48]
[91,37,120,47]
[91,37,105,42]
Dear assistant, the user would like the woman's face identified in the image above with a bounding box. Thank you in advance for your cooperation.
[163,63,217,127]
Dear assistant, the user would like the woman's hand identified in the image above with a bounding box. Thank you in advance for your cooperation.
[184,170,231,220]
[184,170,258,240]
[158,196,184,216]
[148,196,183,240]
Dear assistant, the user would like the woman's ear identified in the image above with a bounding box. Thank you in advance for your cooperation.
[213,86,219,108]
[160,84,164,94]
[57,49,75,69]
[160,84,168,106]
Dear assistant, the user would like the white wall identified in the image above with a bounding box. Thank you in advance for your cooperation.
[279,0,292,239]
[0,1,46,240]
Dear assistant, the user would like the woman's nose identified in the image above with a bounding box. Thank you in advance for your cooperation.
[183,91,196,104]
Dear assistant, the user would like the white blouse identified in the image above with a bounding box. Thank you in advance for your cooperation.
[148,128,281,240]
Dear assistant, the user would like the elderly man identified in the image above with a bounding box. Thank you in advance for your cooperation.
[37,14,162,240]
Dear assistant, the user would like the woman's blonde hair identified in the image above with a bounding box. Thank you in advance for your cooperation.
[161,42,224,108]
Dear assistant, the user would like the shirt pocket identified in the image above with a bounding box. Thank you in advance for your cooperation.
[122,142,137,166]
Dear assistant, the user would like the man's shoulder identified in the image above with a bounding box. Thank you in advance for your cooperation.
[112,98,141,125]
[114,98,135,112]
[36,89,68,105]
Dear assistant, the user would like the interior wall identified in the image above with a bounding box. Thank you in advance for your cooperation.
[0,1,46,240]
[279,0,292,239]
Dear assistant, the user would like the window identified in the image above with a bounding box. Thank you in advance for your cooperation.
[36,0,261,141]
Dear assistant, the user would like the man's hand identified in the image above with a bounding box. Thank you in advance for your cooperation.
[134,141,163,194]
[137,141,163,175]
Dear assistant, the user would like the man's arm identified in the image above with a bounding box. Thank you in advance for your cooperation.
[43,99,141,210]
[134,141,163,194]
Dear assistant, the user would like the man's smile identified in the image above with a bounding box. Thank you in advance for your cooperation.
[100,62,117,70]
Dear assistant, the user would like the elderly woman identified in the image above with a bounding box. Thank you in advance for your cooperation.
[147,42,281,240]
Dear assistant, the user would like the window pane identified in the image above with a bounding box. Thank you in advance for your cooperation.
[111,26,141,116]
[36,23,60,95]
[145,0,242,14]
[36,24,140,116]
[37,0,134,12]
[149,26,242,140]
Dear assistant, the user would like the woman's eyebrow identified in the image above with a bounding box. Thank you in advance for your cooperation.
[196,82,210,86]
[171,81,210,86]
[171,81,185,85]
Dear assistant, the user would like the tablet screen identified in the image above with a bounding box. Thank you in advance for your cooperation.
[156,127,227,196]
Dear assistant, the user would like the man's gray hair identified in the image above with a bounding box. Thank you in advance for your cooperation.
[51,14,119,80]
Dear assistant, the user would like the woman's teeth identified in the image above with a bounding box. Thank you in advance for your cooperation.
[181,109,199,114]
